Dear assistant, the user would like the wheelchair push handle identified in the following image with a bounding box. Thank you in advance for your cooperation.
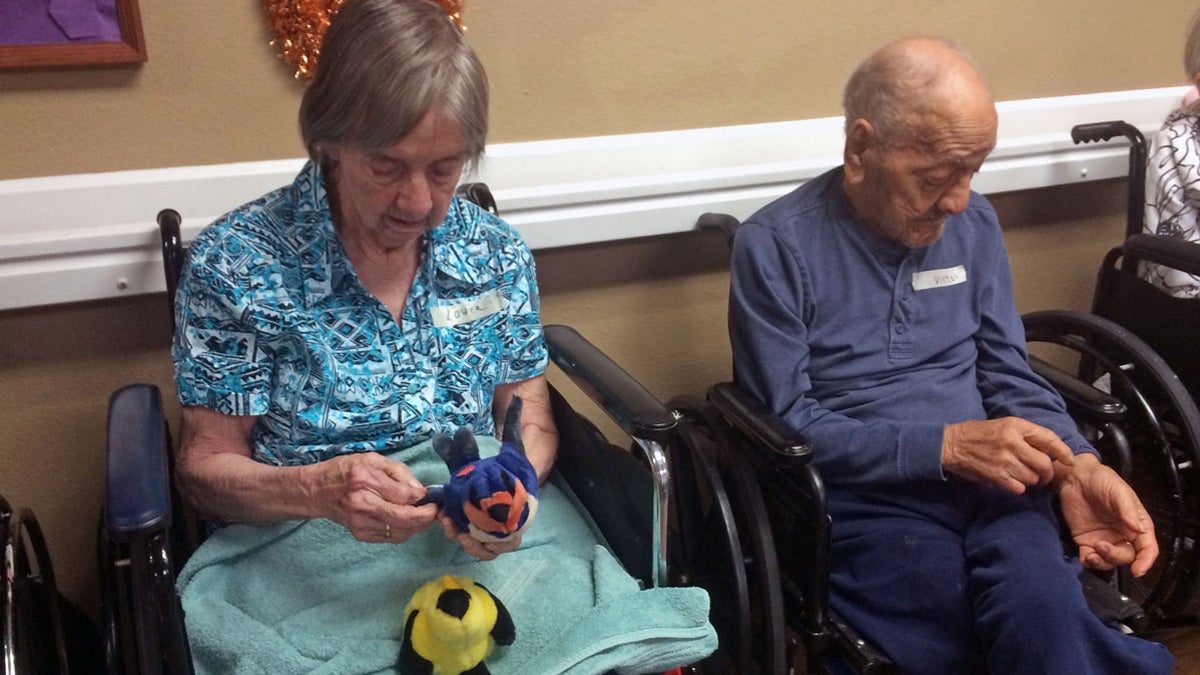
[157,208,182,261]
[696,212,741,248]
[1070,120,1142,146]
[1069,120,1147,240]
[158,208,185,330]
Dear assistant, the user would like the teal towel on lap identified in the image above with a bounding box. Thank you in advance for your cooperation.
[177,437,717,674]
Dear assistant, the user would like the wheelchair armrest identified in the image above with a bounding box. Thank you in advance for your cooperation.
[544,325,678,588]
[105,384,171,539]
[1028,355,1127,425]
[1124,233,1200,277]
[707,382,812,464]
[544,325,677,444]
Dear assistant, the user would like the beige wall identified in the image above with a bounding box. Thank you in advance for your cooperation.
[0,0,1184,618]
[1,1,1196,179]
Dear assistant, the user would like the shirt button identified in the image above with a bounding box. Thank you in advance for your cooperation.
[894,324,906,334]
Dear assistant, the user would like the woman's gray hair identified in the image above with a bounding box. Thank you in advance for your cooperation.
[1185,7,1200,80]
[299,0,488,167]
[842,37,976,146]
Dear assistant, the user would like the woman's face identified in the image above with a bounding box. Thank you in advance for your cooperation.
[329,109,469,252]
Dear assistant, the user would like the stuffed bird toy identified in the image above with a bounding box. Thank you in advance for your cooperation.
[420,396,539,542]
[399,574,515,675]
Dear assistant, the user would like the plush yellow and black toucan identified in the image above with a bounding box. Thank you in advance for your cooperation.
[399,575,515,675]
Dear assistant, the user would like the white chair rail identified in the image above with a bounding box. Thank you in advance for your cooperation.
[0,86,1186,311]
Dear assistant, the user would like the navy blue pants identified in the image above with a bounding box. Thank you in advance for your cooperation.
[825,481,1174,674]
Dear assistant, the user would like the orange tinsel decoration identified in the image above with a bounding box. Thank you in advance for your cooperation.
[265,0,465,80]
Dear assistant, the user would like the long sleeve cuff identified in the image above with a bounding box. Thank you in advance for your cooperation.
[900,423,950,482]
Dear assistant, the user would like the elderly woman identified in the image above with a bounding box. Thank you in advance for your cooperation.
[1144,6,1200,297]
[170,3,715,671]
[173,0,555,558]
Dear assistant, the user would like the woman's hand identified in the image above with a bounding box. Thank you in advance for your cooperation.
[438,513,522,561]
[306,452,439,543]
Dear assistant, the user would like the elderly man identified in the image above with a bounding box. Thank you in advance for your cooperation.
[729,37,1175,673]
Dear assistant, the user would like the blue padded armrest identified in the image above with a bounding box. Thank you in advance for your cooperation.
[544,324,676,444]
[106,384,171,537]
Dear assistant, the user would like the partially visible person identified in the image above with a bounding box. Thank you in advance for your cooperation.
[1144,6,1200,297]
[730,36,1174,674]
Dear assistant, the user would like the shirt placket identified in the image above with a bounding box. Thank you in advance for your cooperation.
[389,264,437,442]
[889,253,916,361]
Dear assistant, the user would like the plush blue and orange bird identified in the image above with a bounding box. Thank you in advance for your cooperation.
[398,574,515,675]
[421,396,539,542]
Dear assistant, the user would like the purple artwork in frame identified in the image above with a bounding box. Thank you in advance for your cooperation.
[0,0,145,70]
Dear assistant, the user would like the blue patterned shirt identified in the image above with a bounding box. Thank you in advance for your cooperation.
[173,161,548,466]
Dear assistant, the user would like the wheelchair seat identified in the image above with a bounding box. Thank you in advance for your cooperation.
[99,185,744,674]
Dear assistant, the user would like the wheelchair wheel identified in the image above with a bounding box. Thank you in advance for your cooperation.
[669,395,788,675]
[2,497,71,674]
[1024,309,1200,623]
[659,399,754,674]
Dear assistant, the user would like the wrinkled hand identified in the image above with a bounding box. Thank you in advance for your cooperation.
[942,417,1075,494]
[1057,453,1157,577]
[305,452,438,543]
[438,514,522,561]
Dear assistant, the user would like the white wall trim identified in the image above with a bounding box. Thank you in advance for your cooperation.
[0,86,1188,312]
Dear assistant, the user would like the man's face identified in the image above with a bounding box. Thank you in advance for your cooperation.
[846,105,997,248]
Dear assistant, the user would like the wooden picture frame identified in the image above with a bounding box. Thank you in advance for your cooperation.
[0,0,146,70]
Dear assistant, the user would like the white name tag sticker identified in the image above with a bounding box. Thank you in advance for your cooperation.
[431,290,506,328]
[911,265,967,291]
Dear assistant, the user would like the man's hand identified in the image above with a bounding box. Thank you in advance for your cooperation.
[1056,453,1158,577]
[303,452,439,543]
[942,417,1075,493]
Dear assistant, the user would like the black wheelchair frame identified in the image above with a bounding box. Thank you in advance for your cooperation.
[99,187,754,674]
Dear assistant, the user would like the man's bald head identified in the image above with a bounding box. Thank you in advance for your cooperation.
[843,36,995,148]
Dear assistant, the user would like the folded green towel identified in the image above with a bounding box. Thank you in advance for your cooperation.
[177,436,716,674]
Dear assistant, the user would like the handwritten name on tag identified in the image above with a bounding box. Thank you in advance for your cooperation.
[911,265,967,291]
[431,290,506,328]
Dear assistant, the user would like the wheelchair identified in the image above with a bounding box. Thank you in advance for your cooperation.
[1017,119,1200,627]
[98,185,757,674]
[2,493,102,674]
[685,201,1200,673]
[1065,119,1200,395]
